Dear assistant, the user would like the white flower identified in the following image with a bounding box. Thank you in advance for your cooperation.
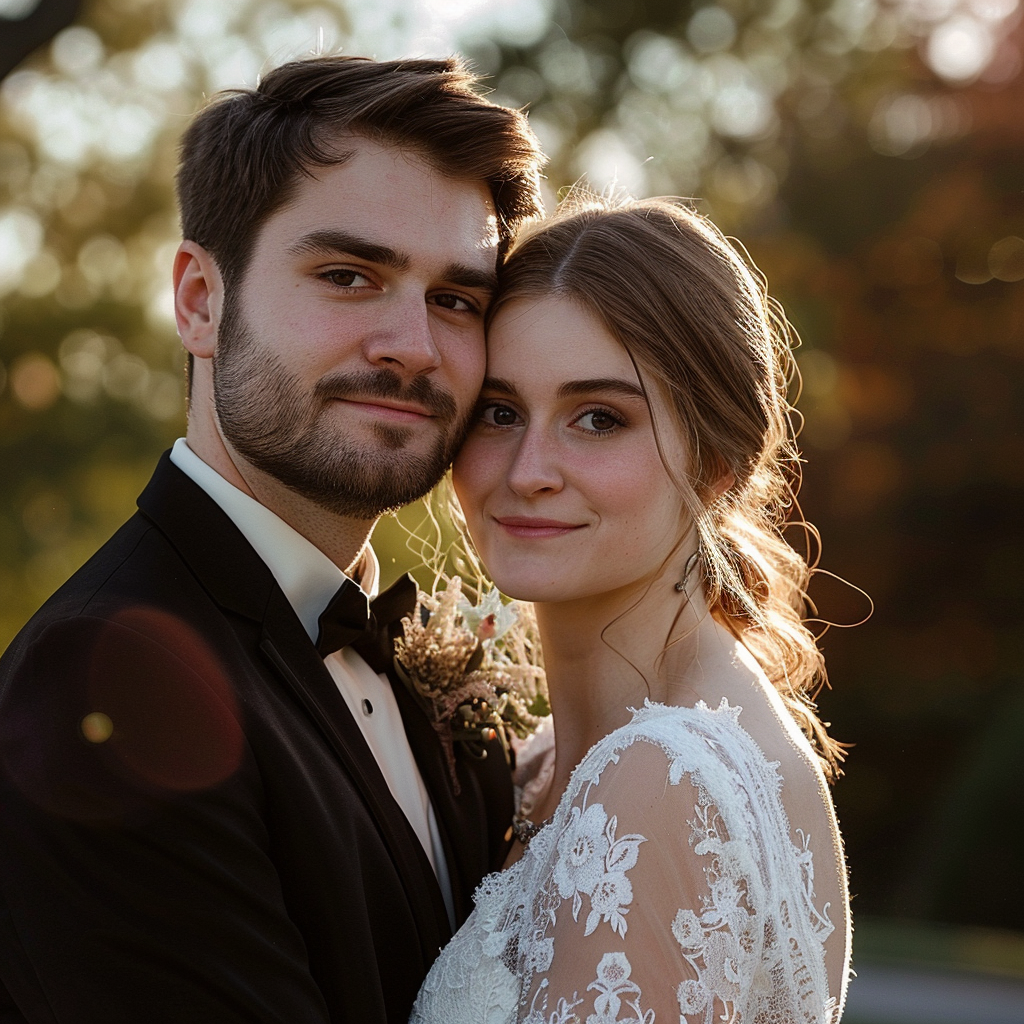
[554,804,611,907]
[587,952,640,1021]
[677,979,708,1014]
[585,872,633,937]
[672,908,704,949]
[458,587,519,641]
[595,953,632,986]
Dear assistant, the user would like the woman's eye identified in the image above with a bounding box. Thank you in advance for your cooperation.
[575,409,622,433]
[480,403,521,427]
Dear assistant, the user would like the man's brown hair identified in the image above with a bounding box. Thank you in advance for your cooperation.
[176,53,545,289]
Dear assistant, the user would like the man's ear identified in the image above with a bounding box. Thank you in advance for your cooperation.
[173,240,224,359]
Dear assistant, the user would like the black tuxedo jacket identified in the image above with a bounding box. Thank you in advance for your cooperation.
[0,454,513,1023]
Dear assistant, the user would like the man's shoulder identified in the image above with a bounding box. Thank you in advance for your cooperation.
[1,509,193,670]
[1,456,257,680]
[0,504,257,824]
[37,487,201,600]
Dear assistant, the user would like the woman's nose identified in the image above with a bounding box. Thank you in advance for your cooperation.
[505,428,564,497]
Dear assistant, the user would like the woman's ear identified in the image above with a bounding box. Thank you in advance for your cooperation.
[173,241,224,359]
[711,470,736,498]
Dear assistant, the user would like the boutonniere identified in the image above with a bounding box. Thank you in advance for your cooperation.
[393,577,549,792]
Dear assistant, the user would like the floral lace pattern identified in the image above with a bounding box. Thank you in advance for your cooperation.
[553,803,645,938]
[411,701,842,1024]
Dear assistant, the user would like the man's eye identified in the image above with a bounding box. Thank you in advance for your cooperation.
[480,403,520,427]
[431,293,478,313]
[322,269,370,288]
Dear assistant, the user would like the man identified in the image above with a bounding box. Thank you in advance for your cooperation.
[0,55,543,1023]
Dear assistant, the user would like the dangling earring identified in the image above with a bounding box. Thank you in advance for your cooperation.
[674,549,701,593]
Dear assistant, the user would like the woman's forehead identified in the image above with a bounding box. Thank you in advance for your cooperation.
[486,294,638,380]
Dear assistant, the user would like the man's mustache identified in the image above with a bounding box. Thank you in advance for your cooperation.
[313,369,459,423]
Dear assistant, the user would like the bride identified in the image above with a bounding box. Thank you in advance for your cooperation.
[411,195,851,1023]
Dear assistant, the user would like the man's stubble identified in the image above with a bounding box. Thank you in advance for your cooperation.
[212,290,474,520]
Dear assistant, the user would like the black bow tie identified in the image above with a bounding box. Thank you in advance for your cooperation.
[315,572,418,673]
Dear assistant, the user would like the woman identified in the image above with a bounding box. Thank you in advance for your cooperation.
[411,196,851,1023]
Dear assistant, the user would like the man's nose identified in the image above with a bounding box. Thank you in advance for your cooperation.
[362,295,442,377]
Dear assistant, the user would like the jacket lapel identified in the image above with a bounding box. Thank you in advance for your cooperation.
[349,571,513,924]
[137,453,452,959]
[387,669,514,925]
[258,596,451,956]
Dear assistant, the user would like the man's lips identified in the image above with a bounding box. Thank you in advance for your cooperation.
[493,516,585,538]
[332,397,434,422]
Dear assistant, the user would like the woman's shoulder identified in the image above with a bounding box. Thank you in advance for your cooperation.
[573,698,778,791]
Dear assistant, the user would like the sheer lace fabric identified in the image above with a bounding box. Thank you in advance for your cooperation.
[411,701,844,1024]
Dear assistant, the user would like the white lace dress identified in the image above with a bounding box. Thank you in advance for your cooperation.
[410,700,844,1024]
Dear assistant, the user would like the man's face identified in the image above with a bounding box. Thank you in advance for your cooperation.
[212,139,498,519]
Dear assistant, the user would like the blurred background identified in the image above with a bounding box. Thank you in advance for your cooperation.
[2,0,1022,1019]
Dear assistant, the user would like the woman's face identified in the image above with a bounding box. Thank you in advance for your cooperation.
[452,294,690,605]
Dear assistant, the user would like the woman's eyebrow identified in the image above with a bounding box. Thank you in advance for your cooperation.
[556,378,646,401]
[480,377,646,401]
[480,376,519,397]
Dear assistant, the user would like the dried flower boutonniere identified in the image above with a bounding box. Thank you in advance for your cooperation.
[393,577,549,792]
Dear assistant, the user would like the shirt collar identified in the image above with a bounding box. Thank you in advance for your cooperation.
[170,438,377,643]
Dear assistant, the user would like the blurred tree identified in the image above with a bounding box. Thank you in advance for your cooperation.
[0,0,82,80]
[2,0,1022,934]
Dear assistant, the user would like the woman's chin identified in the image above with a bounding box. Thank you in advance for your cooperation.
[486,574,594,606]
[481,570,563,604]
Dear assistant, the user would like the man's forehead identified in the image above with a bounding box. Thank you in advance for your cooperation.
[270,141,499,266]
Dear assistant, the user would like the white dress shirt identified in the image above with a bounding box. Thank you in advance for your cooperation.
[169,438,454,926]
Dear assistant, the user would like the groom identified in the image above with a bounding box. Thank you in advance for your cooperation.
[0,55,543,1022]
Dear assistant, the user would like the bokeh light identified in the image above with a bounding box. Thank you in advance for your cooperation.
[9,350,60,410]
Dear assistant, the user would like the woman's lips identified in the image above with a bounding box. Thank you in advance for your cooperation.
[493,516,584,538]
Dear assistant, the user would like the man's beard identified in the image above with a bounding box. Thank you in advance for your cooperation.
[212,295,472,519]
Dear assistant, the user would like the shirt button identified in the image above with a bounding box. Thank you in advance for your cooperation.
[362,699,373,716]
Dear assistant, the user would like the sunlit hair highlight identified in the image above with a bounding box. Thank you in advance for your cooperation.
[178,54,544,285]
[490,193,844,780]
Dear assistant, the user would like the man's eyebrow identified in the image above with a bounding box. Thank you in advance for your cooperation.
[287,231,496,293]
[556,378,646,401]
[441,262,498,294]
[287,230,410,270]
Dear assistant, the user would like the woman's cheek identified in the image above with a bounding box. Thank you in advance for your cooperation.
[452,439,492,515]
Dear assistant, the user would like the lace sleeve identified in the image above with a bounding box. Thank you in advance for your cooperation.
[410,703,840,1024]
[515,711,837,1024]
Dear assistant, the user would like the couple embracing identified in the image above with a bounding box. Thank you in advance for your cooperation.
[0,54,851,1024]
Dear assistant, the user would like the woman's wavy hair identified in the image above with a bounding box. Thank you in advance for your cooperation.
[490,194,844,780]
